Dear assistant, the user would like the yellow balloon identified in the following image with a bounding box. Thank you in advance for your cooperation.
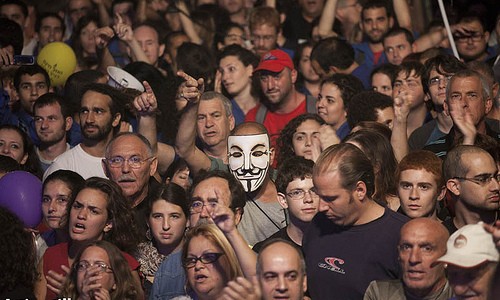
[37,42,77,86]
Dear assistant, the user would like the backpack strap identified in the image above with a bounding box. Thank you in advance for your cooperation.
[305,94,317,113]
[255,104,268,124]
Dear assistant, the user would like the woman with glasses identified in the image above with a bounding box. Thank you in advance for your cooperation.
[138,183,189,298]
[34,177,143,300]
[61,240,142,300]
[175,224,243,300]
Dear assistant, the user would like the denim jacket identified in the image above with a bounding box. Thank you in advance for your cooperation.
[150,250,186,300]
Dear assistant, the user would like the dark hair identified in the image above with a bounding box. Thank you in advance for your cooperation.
[164,158,189,181]
[249,6,280,31]
[149,183,189,218]
[344,129,397,203]
[176,42,216,90]
[314,143,375,197]
[347,91,393,129]
[351,121,392,140]
[35,12,65,34]
[61,240,140,299]
[383,27,414,45]
[214,22,246,49]
[70,14,99,70]
[0,0,28,17]
[0,17,23,55]
[395,61,426,84]
[189,170,246,213]
[43,170,85,202]
[66,177,140,253]
[63,70,106,116]
[275,156,314,194]
[0,155,20,174]
[443,145,491,181]
[13,65,51,91]
[0,206,37,293]
[0,124,43,179]
[422,54,467,95]
[33,93,73,118]
[362,0,392,19]
[294,40,318,91]
[320,74,365,109]
[80,83,129,118]
[370,63,398,87]
[310,37,355,71]
[276,113,325,167]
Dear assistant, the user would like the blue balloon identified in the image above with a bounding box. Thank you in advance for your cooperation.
[0,171,42,228]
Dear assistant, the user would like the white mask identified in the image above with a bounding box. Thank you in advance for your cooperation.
[228,134,270,192]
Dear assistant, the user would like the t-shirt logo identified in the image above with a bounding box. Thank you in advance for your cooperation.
[453,234,467,248]
[318,256,346,274]
[263,53,278,61]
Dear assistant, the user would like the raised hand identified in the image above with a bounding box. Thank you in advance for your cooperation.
[446,97,476,144]
[46,265,71,296]
[94,26,115,49]
[133,81,158,116]
[113,13,134,42]
[318,124,340,150]
[220,276,262,300]
[176,71,205,104]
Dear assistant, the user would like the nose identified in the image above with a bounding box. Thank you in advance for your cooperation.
[276,276,288,293]
[121,159,131,173]
[409,248,422,264]
[77,209,87,219]
[1,145,9,154]
[318,199,329,213]
[438,78,447,89]
[305,135,312,147]
[205,115,214,128]
[41,119,49,129]
[163,217,170,231]
[48,200,57,213]
[266,77,276,91]
[200,204,211,219]
[409,187,419,200]
[303,191,314,203]
[86,111,95,123]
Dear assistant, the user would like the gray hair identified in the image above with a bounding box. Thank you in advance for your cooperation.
[200,91,233,117]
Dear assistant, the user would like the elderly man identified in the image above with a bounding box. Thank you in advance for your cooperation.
[442,145,500,235]
[364,218,453,300]
[303,143,408,299]
[437,222,499,300]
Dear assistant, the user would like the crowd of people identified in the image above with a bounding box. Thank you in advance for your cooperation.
[0,0,500,299]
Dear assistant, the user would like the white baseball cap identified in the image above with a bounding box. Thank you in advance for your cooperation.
[437,222,499,268]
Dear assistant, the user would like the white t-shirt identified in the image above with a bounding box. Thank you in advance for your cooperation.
[43,144,107,180]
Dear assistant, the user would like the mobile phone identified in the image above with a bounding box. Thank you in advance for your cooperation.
[13,55,35,65]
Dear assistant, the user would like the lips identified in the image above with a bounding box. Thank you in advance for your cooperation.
[72,222,86,233]
[194,273,208,282]
[203,131,218,137]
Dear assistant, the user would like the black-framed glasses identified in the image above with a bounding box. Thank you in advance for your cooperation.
[182,253,225,268]
[453,173,500,186]
[454,32,484,43]
[105,156,154,169]
[286,189,320,201]
[75,261,113,273]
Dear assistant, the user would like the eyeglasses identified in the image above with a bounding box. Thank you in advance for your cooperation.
[251,35,276,42]
[105,156,154,169]
[75,261,113,273]
[454,32,484,43]
[453,173,500,186]
[190,201,219,214]
[428,75,452,87]
[286,189,319,201]
[183,252,225,268]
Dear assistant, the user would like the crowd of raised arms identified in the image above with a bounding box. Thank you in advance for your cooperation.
[0,0,500,299]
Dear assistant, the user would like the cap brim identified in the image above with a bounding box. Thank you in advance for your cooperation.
[254,64,285,74]
[437,254,489,268]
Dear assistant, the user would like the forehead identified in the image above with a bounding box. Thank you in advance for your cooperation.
[461,152,496,173]
[252,23,277,35]
[321,83,342,96]
[399,168,437,182]
[76,187,109,207]
[81,90,112,108]
[134,26,158,40]
[188,235,220,252]
[260,243,301,270]
[396,69,421,81]
[69,0,91,9]
[108,135,148,155]
[41,16,62,27]
[295,119,321,132]
[228,133,269,149]
[34,102,63,115]
[81,246,110,261]
[192,177,231,204]
[400,222,442,243]
[450,76,481,91]
[363,7,387,19]
[459,19,484,31]
[1,4,23,15]
[220,55,243,66]
[385,33,410,44]
[20,73,47,83]
[198,98,226,114]
[0,128,22,141]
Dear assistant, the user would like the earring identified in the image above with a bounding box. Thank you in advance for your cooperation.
[146,227,152,241]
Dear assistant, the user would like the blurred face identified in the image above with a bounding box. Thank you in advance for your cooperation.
[445,76,492,126]
[34,103,70,145]
[219,55,253,96]
[393,70,426,110]
[454,20,489,62]
[259,68,296,106]
[451,152,500,211]
[218,0,244,14]
[69,188,111,242]
[292,119,321,160]
[222,27,246,48]
[383,33,414,65]
[313,170,361,226]
[398,169,443,218]
[190,177,232,226]
[316,83,346,129]
[197,99,235,149]
[76,246,116,295]
[149,200,187,250]
[17,73,50,115]
[361,7,393,43]
[69,0,92,26]
[298,0,324,18]
[134,26,165,66]
[282,177,319,223]
[80,21,98,56]
[298,46,320,83]
[259,242,307,300]
[79,91,120,142]
[186,235,230,298]
[38,16,64,48]
[0,4,26,27]
[169,168,191,190]
[112,2,134,26]
[104,135,157,202]
[375,107,394,129]
[251,24,278,57]
[228,134,271,192]
[371,72,393,97]
[165,34,189,72]
[0,128,27,164]
[427,68,451,107]
[398,222,447,297]
[42,180,72,229]
[447,263,497,300]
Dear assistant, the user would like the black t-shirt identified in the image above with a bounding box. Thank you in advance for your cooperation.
[252,227,297,253]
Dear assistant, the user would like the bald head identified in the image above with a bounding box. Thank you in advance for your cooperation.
[231,121,268,136]
[401,218,449,245]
